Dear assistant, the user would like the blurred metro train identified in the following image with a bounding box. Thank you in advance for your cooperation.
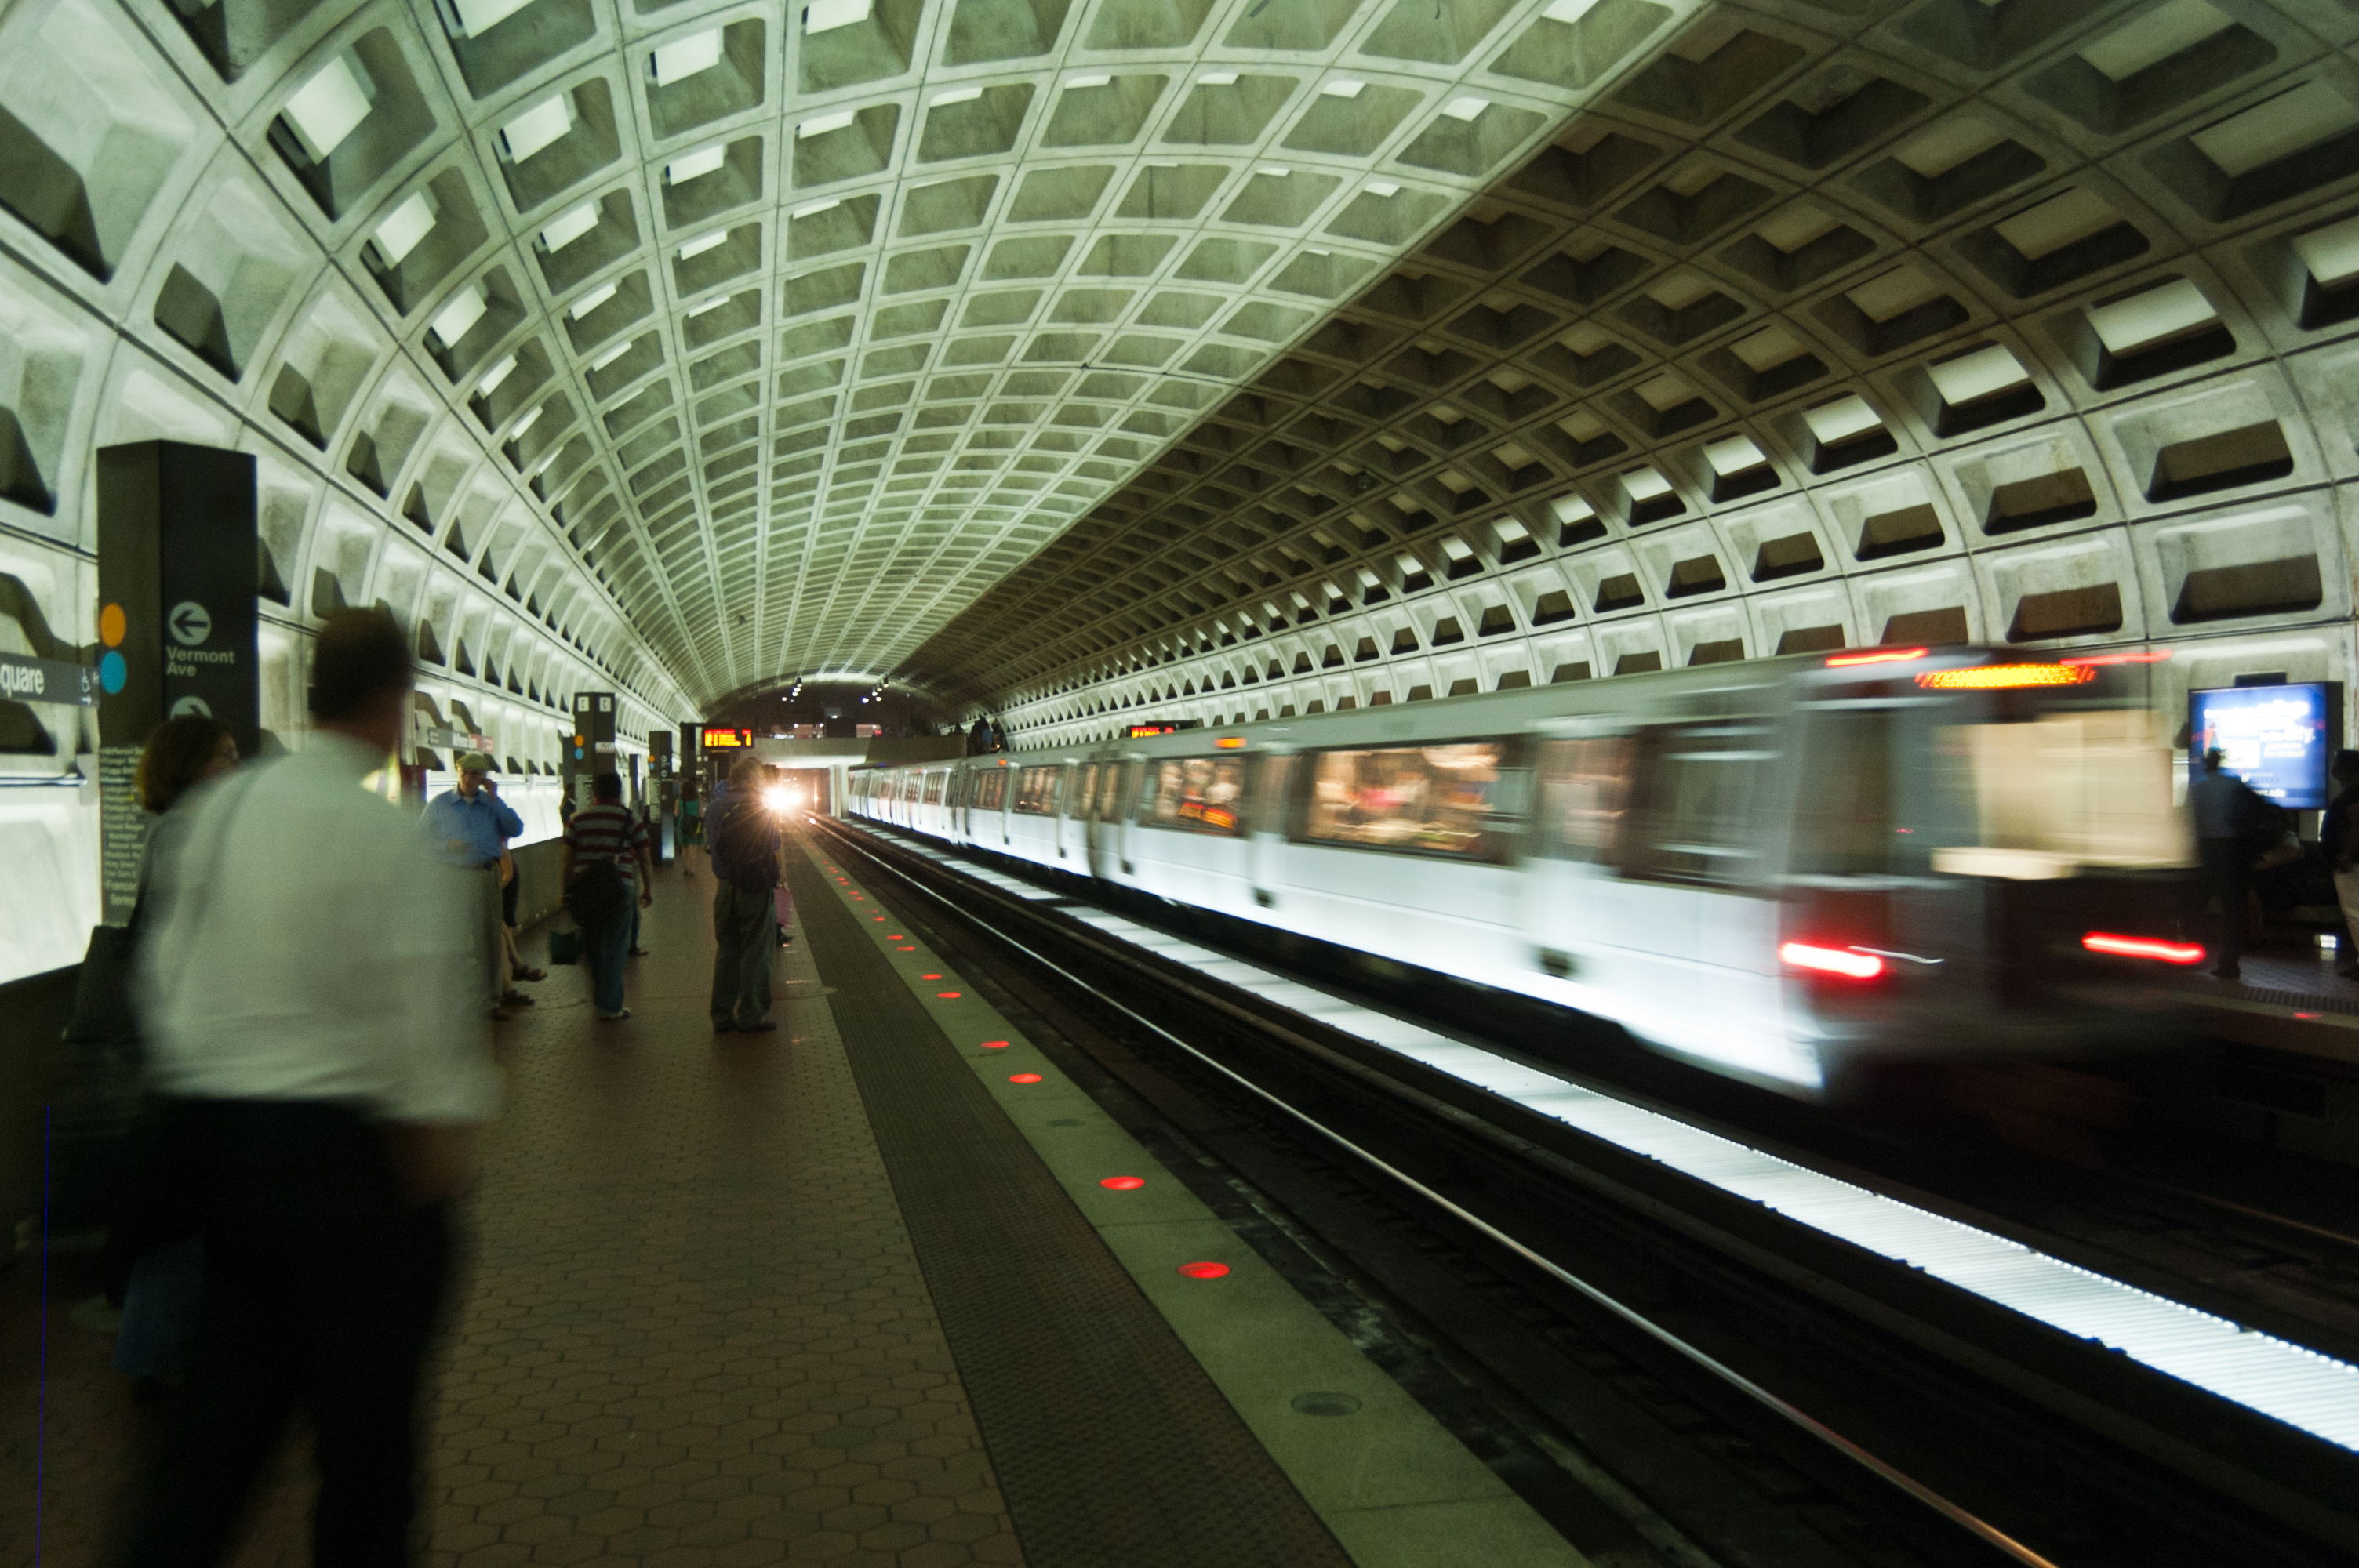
[846,646,2200,1094]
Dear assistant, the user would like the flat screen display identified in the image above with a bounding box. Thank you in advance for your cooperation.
[2189,683,2332,808]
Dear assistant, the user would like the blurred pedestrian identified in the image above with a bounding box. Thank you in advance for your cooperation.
[562,772,652,1022]
[2325,750,2359,980]
[678,786,703,881]
[707,756,782,1035]
[110,715,241,1396]
[423,752,525,1020]
[117,607,499,1568]
[2189,747,2265,981]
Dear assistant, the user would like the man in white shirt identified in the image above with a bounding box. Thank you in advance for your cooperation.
[118,608,501,1568]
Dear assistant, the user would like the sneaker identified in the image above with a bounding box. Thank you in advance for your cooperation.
[734,1020,779,1034]
[595,1008,632,1022]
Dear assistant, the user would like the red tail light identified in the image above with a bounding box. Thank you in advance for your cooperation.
[2082,931,2205,965]
[1779,942,1886,981]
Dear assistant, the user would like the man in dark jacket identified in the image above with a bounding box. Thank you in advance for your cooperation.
[707,755,782,1034]
[2189,748,2265,981]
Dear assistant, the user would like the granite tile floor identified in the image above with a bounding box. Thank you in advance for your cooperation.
[1,862,1024,1568]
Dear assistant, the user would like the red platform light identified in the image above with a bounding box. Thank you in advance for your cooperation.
[888,935,904,939]
[1778,941,1886,981]
[1176,1261,1230,1280]
[1100,1176,1146,1190]
[2082,931,2205,965]
[936,990,963,999]
[980,1039,1009,1049]
[1009,1073,1044,1083]
[922,972,942,979]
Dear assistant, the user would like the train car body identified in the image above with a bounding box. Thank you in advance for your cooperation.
[848,648,2196,1095]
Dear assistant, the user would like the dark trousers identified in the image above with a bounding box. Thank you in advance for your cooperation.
[2197,838,2250,971]
[711,882,777,1027]
[114,1098,453,1568]
[585,907,632,1015]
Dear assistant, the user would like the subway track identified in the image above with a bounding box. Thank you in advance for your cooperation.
[812,817,2359,1568]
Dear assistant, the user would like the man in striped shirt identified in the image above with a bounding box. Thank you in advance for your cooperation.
[562,773,653,1020]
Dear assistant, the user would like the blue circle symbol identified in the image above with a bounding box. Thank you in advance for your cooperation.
[99,651,127,694]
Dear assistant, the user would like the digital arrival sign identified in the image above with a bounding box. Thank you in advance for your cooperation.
[2189,683,2335,809]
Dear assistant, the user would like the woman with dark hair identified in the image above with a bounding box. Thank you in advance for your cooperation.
[133,715,238,907]
[114,714,239,1396]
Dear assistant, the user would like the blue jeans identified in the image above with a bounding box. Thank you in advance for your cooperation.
[586,909,632,1015]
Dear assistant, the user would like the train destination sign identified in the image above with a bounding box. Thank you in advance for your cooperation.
[702,726,754,749]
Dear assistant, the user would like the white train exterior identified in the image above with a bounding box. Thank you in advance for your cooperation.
[846,647,2203,1096]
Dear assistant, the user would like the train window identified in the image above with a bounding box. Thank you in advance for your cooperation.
[1073,763,1099,819]
[923,771,946,805]
[1619,723,1775,886]
[972,768,1009,811]
[1013,766,1062,816]
[1296,742,1521,860]
[1789,710,1917,877]
[1537,737,1635,863]
[1142,757,1247,834]
[1096,761,1129,821]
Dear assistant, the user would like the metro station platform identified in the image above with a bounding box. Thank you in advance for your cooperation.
[2,834,1579,1568]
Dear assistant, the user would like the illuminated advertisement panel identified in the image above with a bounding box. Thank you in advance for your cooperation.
[2188,683,2332,808]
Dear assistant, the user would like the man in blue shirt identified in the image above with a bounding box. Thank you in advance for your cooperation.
[425,752,526,1018]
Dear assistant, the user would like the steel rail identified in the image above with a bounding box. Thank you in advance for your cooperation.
[816,815,2064,1568]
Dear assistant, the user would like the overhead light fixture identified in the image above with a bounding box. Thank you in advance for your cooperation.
[500,93,575,162]
[650,28,725,85]
[439,0,537,38]
[568,281,618,319]
[427,282,488,349]
[368,190,438,269]
[281,53,376,163]
[805,0,871,32]
[667,145,728,183]
[539,200,600,252]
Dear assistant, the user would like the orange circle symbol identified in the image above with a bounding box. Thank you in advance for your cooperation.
[99,604,126,647]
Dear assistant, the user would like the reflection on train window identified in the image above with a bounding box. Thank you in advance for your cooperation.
[1096,762,1129,821]
[1537,737,1634,862]
[971,769,1008,811]
[923,771,946,805]
[1072,764,1099,819]
[1143,757,1246,834]
[1014,766,1062,816]
[1298,742,1513,859]
[1622,724,1773,886]
[1790,710,1917,877]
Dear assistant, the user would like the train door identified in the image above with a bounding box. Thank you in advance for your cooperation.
[1246,753,1292,912]
[1060,764,1093,864]
[1528,717,1782,1075]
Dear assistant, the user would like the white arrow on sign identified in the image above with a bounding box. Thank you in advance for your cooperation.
[169,695,213,719]
[169,601,212,647]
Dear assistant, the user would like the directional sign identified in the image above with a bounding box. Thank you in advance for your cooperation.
[0,650,98,706]
[168,600,211,647]
[169,695,213,719]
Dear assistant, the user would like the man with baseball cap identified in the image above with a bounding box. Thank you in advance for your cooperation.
[423,750,525,1020]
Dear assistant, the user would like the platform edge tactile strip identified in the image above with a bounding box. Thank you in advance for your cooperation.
[784,839,1359,1568]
